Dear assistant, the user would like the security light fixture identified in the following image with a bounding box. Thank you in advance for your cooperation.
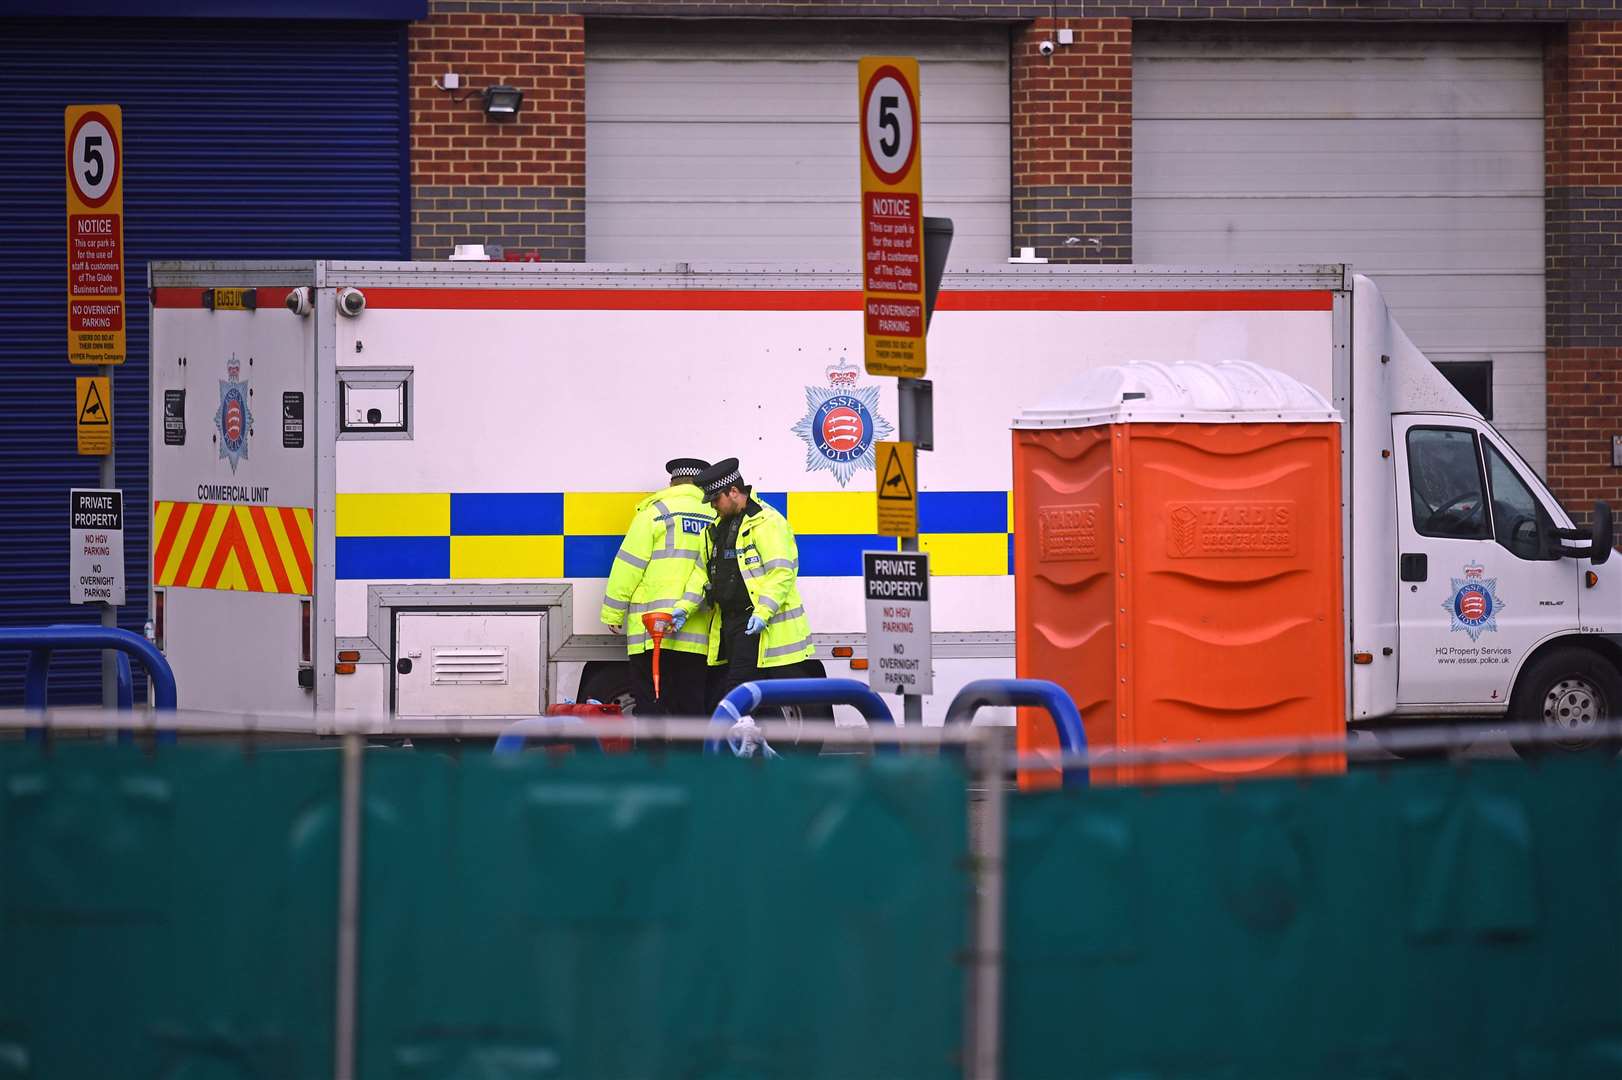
[482,85,523,120]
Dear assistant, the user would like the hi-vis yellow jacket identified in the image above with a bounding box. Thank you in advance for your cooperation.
[599,483,716,656]
[676,500,814,669]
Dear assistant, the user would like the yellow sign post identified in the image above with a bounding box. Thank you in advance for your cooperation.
[857,57,926,378]
[76,375,112,456]
[65,104,126,366]
[875,440,917,538]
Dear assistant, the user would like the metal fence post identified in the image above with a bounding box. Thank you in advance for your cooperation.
[334,733,363,1080]
[969,727,1005,1080]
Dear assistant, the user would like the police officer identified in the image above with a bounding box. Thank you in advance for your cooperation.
[600,458,716,715]
[669,458,814,707]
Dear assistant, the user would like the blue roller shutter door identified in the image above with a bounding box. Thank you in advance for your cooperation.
[0,18,409,703]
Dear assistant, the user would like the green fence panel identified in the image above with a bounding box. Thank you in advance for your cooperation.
[359,752,969,1080]
[1004,758,1622,1079]
[0,742,340,1079]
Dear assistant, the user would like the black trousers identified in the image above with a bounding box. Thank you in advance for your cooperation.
[705,623,829,718]
[627,649,709,718]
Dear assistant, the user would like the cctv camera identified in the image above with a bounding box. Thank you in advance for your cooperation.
[1038,39,1055,56]
[285,287,313,317]
[337,287,366,318]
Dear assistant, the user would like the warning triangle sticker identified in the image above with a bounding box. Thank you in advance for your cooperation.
[78,381,109,425]
[879,445,913,500]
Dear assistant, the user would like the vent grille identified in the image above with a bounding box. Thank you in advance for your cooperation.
[432,647,509,685]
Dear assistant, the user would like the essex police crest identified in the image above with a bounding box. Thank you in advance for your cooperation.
[790,358,894,487]
[214,353,252,474]
[1443,562,1505,642]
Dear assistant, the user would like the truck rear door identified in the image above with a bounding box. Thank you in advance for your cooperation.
[151,282,317,713]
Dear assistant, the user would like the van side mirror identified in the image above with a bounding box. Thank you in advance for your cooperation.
[1559,501,1615,564]
[1592,501,1613,566]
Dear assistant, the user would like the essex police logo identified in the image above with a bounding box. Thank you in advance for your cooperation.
[790,358,894,487]
[214,353,253,474]
[1443,562,1505,642]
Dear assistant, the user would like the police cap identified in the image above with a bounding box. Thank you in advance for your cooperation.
[665,458,710,481]
[697,458,745,503]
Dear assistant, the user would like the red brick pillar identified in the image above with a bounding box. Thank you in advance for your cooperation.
[409,4,584,261]
[1011,18,1132,264]
[1545,22,1622,515]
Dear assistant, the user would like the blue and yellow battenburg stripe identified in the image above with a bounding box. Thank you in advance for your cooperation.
[336,491,1013,579]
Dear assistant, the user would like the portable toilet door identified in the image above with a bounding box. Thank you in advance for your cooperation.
[1012,361,1346,787]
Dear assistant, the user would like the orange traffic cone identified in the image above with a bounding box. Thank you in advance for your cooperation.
[641,611,673,700]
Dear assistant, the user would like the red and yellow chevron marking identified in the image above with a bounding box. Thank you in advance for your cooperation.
[153,501,314,595]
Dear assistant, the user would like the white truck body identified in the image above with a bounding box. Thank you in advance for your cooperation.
[147,261,1621,734]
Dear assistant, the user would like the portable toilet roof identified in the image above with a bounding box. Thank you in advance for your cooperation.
[1012,360,1340,429]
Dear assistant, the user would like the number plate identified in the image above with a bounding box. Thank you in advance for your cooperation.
[204,287,256,312]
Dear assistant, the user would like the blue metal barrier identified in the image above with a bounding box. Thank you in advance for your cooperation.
[0,625,178,712]
[706,678,896,756]
[946,678,1089,787]
[492,715,601,755]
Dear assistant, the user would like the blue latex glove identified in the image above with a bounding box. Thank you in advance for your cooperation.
[668,609,687,632]
[745,614,766,636]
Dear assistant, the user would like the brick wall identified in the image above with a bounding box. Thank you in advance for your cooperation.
[564,0,1622,18]
[1011,18,1131,264]
[409,4,584,260]
[1544,22,1622,514]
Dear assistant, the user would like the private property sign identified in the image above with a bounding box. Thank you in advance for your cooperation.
[70,488,125,605]
[857,57,926,379]
[66,104,126,365]
[863,550,933,695]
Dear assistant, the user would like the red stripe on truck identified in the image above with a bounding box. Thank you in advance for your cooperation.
[151,287,1334,312]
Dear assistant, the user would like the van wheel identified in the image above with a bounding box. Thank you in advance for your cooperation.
[1509,647,1622,757]
[578,664,637,715]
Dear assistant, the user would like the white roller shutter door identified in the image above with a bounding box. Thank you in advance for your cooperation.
[1134,29,1546,471]
[586,21,1011,265]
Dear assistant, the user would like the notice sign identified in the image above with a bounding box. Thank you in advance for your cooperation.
[858,57,926,379]
[863,550,932,696]
[163,388,186,446]
[75,375,112,455]
[70,488,125,605]
[282,392,305,449]
[875,440,917,537]
[66,104,126,365]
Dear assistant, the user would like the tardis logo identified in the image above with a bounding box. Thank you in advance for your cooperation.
[791,358,893,487]
[1444,562,1505,642]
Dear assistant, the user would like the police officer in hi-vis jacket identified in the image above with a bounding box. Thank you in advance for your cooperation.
[599,458,716,715]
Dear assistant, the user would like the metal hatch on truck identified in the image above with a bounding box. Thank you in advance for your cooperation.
[394,611,547,719]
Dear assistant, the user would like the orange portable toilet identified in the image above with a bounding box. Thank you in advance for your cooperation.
[1013,361,1345,786]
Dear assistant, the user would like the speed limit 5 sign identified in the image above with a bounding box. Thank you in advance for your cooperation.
[65,104,126,366]
[857,57,926,379]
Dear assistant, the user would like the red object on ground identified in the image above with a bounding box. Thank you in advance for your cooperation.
[546,701,627,753]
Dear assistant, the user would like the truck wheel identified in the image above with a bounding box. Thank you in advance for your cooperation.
[578,664,637,715]
[1509,646,1622,757]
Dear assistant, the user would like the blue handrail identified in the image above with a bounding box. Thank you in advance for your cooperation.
[0,625,178,712]
[706,678,895,755]
[945,678,1089,787]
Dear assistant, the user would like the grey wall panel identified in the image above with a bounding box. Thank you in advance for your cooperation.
[1137,197,1543,272]
[1134,37,1543,119]
[1134,120,1542,197]
[586,22,1010,265]
[1134,28,1546,472]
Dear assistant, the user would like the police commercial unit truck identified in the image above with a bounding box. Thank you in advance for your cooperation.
[146,261,1620,745]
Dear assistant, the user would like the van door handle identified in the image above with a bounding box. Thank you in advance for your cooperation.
[1400,553,1428,582]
